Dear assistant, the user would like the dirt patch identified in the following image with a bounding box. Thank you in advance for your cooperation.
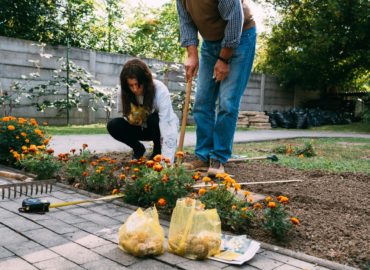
[219,158,369,269]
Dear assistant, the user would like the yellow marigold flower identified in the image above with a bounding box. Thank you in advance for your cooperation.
[268,201,276,208]
[265,196,273,202]
[175,151,184,158]
[231,205,237,210]
[157,198,166,207]
[37,145,45,150]
[291,217,300,225]
[25,139,30,143]
[29,145,37,152]
[21,146,27,151]
[112,189,119,195]
[133,168,140,172]
[298,154,304,158]
[198,188,206,196]
[215,173,223,179]
[233,183,241,191]
[131,174,137,180]
[244,190,251,197]
[95,169,101,174]
[153,154,162,162]
[248,197,254,203]
[241,207,248,211]
[210,185,218,190]
[253,203,263,209]
[7,125,15,131]
[202,176,211,183]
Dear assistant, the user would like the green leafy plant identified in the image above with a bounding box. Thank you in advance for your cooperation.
[262,196,298,241]
[19,151,61,180]
[0,116,50,165]
[294,141,316,157]
[63,145,92,183]
[121,154,194,210]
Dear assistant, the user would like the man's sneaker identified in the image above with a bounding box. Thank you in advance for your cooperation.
[207,158,225,176]
[183,158,209,171]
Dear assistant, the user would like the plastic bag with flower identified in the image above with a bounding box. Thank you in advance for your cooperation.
[168,198,221,260]
[118,206,164,257]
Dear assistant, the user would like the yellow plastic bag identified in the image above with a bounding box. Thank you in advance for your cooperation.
[168,198,221,260]
[118,207,164,257]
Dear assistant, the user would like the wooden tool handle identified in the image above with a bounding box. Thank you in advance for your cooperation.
[178,79,192,151]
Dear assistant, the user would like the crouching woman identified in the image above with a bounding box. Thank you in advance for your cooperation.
[107,59,179,162]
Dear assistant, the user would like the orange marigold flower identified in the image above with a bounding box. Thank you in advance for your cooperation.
[133,168,140,173]
[241,207,248,211]
[146,160,155,167]
[90,161,98,166]
[42,121,48,126]
[37,145,46,150]
[21,146,27,151]
[268,201,276,208]
[112,189,119,195]
[82,171,88,177]
[198,188,206,196]
[164,157,171,164]
[231,205,237,210]
[29,145,37,152]
[215,173,224,179]
[80,159,86,163]
[153,164,163,172]
[131,174,137,180]
[244,190,251,197]
[210,185,218,190]
[202,176,211,183]
[153,154,162,162]
[46,149,54,154]
[70,148,76,153]
[43,138,50,145]
[7,125,15,131]
[233,183,241,191]
[21,132,27,137]
[2,116,10,122]
[95,169,102,174]
[277,195,289,204]
[15,136,20,139]
[125,166,131,171]
[119,174,126,180]
[25,139,30,143]
[82,144,88,149]
[253,203,263,209]
[157,198,166,207]
[291,217,300,225]
[192,174,200,180]
[18,118,27,124]
[162,174,169,183]
[175,151,185,158]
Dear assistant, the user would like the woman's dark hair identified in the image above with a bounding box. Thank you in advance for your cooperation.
[120,59,155,116]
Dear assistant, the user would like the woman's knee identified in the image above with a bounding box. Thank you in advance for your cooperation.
[107,118,126,135]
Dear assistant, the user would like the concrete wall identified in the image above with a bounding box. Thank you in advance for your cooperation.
[0,36,295,125]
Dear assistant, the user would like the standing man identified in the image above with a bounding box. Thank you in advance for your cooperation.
[177,0,256,175]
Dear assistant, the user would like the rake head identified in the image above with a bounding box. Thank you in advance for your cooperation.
[1,179,56,200]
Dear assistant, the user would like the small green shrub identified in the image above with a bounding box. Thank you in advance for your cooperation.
[0,116,50,165]
[20,152,61,180]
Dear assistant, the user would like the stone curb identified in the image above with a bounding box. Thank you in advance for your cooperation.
[55,182,359,270]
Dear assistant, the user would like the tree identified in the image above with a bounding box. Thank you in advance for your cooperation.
[124,0,185,62]
[258,0,370,93]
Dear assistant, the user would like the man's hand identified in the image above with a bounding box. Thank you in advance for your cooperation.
[185,45,199,81]
[213,60,230,82]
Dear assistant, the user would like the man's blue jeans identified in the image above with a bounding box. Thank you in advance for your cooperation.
[194,27,256,164]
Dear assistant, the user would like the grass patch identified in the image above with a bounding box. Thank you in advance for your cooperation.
[45,124,108,135]
[308,122,370,133]
[229,138,370,175]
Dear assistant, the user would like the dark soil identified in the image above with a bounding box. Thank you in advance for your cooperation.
[215,158,369,269]
[76,152,369,269]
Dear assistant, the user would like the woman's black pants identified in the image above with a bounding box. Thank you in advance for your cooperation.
[107,113,161,158]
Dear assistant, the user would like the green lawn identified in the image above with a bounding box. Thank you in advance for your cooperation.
[45,122,369,135]
[228,138,370,175]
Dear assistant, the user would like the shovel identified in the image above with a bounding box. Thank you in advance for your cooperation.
[228,154,278,163]
[178,78,193,151]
